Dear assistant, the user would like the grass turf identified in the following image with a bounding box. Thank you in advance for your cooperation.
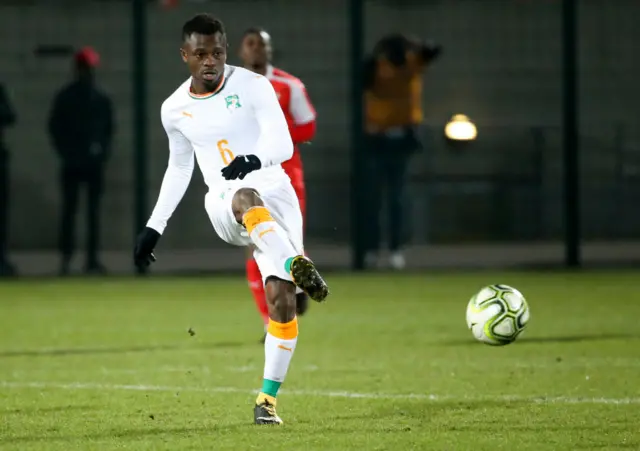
[0,271,639,450]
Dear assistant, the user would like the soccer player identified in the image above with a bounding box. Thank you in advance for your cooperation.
[133,14,329,425]
[239,27,317,338]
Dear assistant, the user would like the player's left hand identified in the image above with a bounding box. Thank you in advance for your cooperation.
[134,227,160,269]
[221,154,261,180]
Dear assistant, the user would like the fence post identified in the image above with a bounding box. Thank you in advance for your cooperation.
[132,0,148,275]
[349,0,365,270]
[562,0,580,267]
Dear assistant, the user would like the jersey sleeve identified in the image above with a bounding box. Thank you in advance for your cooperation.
[247,75,294,168]
[146,102,195,234]
[288,80,316,125]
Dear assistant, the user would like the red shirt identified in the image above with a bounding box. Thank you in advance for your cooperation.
[265,65,316,188]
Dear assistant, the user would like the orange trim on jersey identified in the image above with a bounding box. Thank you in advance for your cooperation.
[188,73,226,99]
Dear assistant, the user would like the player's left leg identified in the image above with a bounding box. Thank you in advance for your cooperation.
[253,276,297,425]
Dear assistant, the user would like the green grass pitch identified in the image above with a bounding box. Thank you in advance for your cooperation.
[1,271,639,450]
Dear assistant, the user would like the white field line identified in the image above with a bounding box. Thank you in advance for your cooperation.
[1,381,639,405]
[56,357,640,378]
[97,365,318,375]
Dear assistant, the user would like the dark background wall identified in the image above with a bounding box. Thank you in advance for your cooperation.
[2,0,638,253]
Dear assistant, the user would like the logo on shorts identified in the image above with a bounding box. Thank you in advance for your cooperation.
[225,94,241,112]
[258,227,275,238]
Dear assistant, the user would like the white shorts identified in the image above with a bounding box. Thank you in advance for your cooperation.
[204,181,304,283]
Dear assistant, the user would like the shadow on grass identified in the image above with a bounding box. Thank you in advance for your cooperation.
[0,341,247,358]
[4,405,97,415]
[0,425,248,445]
[1,399,534,444]
[301,398,533,424]
[4,398,636,445]
[440,333,640,346]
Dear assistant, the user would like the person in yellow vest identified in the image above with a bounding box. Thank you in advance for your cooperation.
[362,33,441,270]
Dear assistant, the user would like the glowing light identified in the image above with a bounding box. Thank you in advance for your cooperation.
[445,114,477,141]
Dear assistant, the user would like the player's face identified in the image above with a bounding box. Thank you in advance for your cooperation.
[240,32,271,67]
[181,32,227,88]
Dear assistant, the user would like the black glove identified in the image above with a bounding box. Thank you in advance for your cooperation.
[221,154,261,180]
[134,227,160,268]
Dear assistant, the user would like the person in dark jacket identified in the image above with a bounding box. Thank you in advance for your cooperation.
[0,82,17,276]
[48,47,114,275]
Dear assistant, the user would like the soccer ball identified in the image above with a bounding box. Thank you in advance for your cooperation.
[466,284,530,345]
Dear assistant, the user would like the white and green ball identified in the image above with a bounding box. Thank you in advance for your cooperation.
[466,284,530,345]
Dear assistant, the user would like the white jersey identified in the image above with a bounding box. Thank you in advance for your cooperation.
[147,65,293,234]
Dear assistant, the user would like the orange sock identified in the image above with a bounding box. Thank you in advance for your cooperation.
[246,258,269,325]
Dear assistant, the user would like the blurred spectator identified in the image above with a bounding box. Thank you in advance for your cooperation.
[48,47,114,276]
[362,33,441,270]
[0,82,17,277]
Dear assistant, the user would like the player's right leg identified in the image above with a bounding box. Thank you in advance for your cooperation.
[246,245,304,344]
[232,188,328,303]
[290,182,309,315]
[281,160,312,314]
[385,151,410,270]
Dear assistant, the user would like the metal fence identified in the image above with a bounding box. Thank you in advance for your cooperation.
[1,0,639,276]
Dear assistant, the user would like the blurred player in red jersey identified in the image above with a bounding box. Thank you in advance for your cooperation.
[239,28,317,339]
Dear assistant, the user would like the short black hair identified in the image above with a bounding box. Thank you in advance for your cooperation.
[182,14,226,42]
[242,27,267,40]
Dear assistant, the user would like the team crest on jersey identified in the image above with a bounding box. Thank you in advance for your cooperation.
[224,94,242,112]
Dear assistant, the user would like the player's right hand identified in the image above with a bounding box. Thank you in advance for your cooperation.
[221,154,261,180]
[134,227,161,269]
